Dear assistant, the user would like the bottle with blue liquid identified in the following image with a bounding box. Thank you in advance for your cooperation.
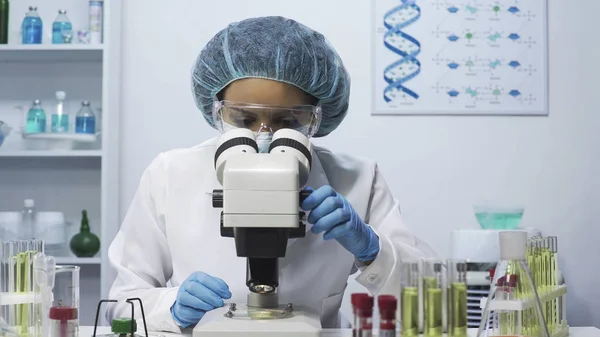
[75,101,96,134]
[21,6,43,44]
[52,10,73,44]
[25,99,46,134]
[52,91,69,132]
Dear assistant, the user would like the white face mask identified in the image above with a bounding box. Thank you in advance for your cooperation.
[256,132,273,153]
[222,122,273,153]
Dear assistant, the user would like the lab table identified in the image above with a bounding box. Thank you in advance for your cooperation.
[80,326,600,337]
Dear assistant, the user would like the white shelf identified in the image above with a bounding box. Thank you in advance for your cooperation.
[54,256,102,265]
[0,150,103,157]
[0,44,104,63]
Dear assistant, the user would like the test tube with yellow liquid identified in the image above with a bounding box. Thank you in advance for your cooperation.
[400,260,421,337]
[447,260,467,337]
[423,259,444,337]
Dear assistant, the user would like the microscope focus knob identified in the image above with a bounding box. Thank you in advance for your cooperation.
[299,189,312,204]
[212,189,223,208]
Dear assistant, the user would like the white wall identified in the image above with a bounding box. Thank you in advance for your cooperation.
[119,0,600,327]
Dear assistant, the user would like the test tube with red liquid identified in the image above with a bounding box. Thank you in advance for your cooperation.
[378,295,397,337]
[352,294,373,337]
[351,293,369,337]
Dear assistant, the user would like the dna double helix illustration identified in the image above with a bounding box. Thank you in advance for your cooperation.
[383,0,422,102]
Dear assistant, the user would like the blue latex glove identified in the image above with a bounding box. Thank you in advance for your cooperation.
[171,271,232,328]
[301,185,380,261]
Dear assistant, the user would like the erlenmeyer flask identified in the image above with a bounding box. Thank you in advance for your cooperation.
[477,231,550,337]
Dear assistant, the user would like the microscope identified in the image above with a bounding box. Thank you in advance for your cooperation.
[192,128,322,337]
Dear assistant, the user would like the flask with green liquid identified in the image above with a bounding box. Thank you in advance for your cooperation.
[69,210,100,257]
[0,0,8,44]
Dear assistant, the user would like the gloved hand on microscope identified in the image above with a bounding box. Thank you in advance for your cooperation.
[171,271,232,328]
[302,185,380,262]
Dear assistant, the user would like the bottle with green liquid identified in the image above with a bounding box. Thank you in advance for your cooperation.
[69,210,100,257]
[0,0,8,44]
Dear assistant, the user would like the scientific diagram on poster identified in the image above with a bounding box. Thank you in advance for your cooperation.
[372,0,548,115]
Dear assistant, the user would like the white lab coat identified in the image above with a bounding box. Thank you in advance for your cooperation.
[106,136,439,332]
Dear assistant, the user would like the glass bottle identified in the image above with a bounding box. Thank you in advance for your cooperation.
[75,101,96,134]
[0,0,8,44]
[51,91,69,133]
[21,6,42,44]
[477,231,550,337]
[20,198,36,239]
[25,99,46,133]
[52,10,73,44]
[69,210,100,257]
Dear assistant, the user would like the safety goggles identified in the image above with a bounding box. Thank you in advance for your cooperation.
[212,100,322,138]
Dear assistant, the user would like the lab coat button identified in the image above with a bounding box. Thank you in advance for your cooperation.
[367,274,377,284]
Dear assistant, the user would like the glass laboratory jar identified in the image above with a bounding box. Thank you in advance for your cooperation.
[50,265,80,337]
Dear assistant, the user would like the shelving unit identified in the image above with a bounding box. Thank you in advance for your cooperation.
[0,0,121,326]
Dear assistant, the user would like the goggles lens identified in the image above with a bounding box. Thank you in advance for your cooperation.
[212,100,321,137]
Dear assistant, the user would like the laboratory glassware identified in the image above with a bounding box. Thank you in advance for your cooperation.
[351,294,369,337]
[89,0,103,44]
[51,92,69,133]
[21,7,42,44]
[0,239,44,337]
[473,205,524,229]
[353,294,373,337]
[49,266,79,337]
[20,200,36,240]
[477,231,550,337]
[0,121,11,147]
[25,101,46,134]
[69,210,100,258]
[423,259,444,337]
[52,11,73,44]
[0,0,8,44]
[378,295,397,337]
[400,259,421,337]
[447,259,468,337]
[75,101,96,135]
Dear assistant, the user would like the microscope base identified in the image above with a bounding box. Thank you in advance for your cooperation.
[192,304,322,337]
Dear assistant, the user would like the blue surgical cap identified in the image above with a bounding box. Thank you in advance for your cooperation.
[191,16,351,137]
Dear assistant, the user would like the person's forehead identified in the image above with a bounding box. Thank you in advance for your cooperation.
[222,78,313,106]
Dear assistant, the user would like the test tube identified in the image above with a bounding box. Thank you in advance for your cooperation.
[447,260,467,337]
[378,295,397,337]
[351,293,369,337]
[353,295,373,337]
[423,259,443,337]
[400,260,421,337]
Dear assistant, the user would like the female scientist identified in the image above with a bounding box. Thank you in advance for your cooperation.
[106,16,438,332]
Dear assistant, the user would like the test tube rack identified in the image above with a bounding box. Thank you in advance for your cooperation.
[479,284,569,337]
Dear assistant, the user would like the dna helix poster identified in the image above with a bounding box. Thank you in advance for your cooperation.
[372,0,548,116]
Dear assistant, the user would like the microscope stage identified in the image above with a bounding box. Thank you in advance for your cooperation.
[192,304,322,337]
